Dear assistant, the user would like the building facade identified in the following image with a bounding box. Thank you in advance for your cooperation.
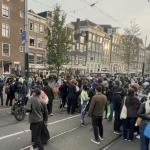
[145,45,150,74]
[69,19,107,74]
[28,10,47,75]
[0,0,25,75]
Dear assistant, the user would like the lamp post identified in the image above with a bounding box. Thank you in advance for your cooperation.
[109,34,113,73]
[24,0,29,78]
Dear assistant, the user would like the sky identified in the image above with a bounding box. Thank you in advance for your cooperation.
[28,0,150,45]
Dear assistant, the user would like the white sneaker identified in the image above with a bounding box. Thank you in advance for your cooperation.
[91,139,100,144]
[29,146,38,150]
[113,131,120,135]
[29,146,33,150]
[136,135,140,139]
[99,136,104,141]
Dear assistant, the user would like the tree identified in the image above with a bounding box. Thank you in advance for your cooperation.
[47,6,71,77]
[121,21,141,73]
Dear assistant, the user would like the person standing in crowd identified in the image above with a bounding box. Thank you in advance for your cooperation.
[113,88,123,134]
[138,93,150,150]
[43,80,55,115]
[80,85,89,126]
[59,81,68,108]
[89,86,107,144]
[123,88,140,141]
[26,88,48,150]
[67,80,77,114]
[5,80,15,106]
[0,78,4,106]
[107,80,114,121]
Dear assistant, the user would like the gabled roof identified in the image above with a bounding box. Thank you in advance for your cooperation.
[72,19,97,27]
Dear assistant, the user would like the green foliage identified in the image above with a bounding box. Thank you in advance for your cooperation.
[47,6,71,76]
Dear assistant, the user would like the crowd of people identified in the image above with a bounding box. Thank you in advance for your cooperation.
[0,74,150,150]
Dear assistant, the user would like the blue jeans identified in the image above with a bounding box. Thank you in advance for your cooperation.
[140,122,150,150]
[80,101,88,124]
[123,117,136,140]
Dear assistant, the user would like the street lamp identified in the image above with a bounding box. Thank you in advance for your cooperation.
[24,0,29,78]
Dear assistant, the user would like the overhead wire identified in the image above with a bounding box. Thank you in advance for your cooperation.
[80,0,126,28]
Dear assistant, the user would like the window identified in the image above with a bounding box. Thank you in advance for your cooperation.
[80,44,84,52]
[88,42,91,50]
[2,4,9,17]
[29,38,35,47]
[100,37,103,43]
[39,25,44,33]
[2,23,10,37]
[72,45,75,51]
[19,46,23,52]
[20,10,24,18]
[76,43,79,50]
[34,23,39,32]
[29,53,34,64]
[37,39,43,49]
[3,63,10,74]
[2,43,10,56]
[29,22,34,31]
[36,54,43,64]
[89,33,92,40]
[20,28,23,34]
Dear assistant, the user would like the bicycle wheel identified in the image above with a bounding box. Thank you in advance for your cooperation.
[14,107,25,121]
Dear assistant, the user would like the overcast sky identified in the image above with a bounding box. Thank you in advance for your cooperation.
[28,0,150,45]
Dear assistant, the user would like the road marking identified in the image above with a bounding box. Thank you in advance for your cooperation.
[0,114,79,141]
[0,108,11,111]
[20,127,79,150]
[100,136,121,150]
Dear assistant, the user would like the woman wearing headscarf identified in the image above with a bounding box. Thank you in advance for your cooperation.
[138,93,150,150]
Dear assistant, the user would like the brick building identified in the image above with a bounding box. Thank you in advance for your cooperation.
[0,0,25,75]
[28,10,48,75]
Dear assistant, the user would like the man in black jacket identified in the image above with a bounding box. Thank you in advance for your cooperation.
[43,80,54,115]
[112,88,123,134]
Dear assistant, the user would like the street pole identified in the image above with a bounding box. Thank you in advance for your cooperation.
[24,0,29,78]
[109,35,113,73]
[142,35,147,76]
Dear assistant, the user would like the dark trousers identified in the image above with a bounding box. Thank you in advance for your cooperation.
[60,95,67,108]
[114,110,122,132]
[92,116,103,140]
[67,98,76,114]
[0,92,3,106]
[47,102,53,114]
[140,122,150,150]
[6,95,14,106]
[30,122,44,150]
[123,117,136,140]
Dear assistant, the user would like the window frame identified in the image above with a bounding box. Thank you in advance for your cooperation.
[2,4,10,18]
[29,21,34,31]
[2,23,10,37]
[28,53,35,64]
[2,43,10,57]
[29,37,35,47]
